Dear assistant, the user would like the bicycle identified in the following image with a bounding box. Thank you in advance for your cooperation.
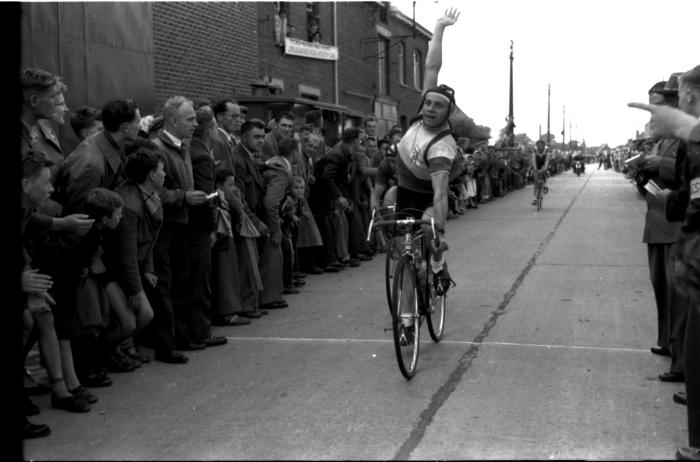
[367,207,447,379]
[533,171,545,211]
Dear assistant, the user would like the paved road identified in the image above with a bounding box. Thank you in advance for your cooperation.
[24,167,687,460]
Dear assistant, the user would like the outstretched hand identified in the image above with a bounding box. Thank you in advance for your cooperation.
[437,7,460,28]
[628,102,698,140]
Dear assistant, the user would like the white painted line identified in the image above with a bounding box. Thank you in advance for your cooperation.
[225,336,649,353]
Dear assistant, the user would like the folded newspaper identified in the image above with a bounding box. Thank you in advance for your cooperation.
[644,179,662,197]
[625,154,645,169]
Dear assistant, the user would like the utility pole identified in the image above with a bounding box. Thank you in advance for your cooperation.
[503,40,515,147]
[546,84,551,145]
[561,105,566,148]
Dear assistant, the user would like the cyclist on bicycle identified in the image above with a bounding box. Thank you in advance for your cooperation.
[394,9,459,339]
[531,140,550,205]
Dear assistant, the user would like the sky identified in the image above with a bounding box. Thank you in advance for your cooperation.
[390,0,699,147]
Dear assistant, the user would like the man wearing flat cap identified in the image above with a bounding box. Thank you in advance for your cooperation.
[636,74,689,386]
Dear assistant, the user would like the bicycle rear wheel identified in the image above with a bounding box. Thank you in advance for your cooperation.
[426,283,445,342]
[391,255,420,379]
[385,237,399,315]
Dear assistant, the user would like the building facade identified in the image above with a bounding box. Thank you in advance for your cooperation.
[21,1,431,151]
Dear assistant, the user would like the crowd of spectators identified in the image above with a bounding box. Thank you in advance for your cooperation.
[19,65,578,440]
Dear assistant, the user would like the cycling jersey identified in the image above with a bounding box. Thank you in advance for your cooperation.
[396,121,458,195]
[535,153,547,170]
[375,157,397,188]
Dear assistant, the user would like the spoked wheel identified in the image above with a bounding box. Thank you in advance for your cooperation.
[391,255,420,379]
[537,190,543,211]
[385,237,399,315]
[426,284,446,342]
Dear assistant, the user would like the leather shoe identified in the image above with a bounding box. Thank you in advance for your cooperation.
[293,279,306,287]
[293,271,307,279]
[261,300,289,309]
[51,394,90,413]
[69,386,98,404]
[324,265,339,273]
[677,447,700,460]
[659,371,685,382]
[155,349,189,364]
[24,419,51,439]
[80,371,113,388]
[176,341,207,351]
[674,391,688,405]
[283,287,300,295]
[239,311,261,319]
[308,265,324,275]
[213,314,250,326]
[651,346,672,357]
[199,335,227,347]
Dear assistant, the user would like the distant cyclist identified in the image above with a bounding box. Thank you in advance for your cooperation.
[531,140,550,205]
[394,8,459,341]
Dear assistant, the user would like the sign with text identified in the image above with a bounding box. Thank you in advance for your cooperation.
[284,37,338,61]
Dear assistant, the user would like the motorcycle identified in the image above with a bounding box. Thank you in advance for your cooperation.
[573,160,584,176]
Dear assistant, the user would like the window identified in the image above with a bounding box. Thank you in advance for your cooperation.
[398,42,406,85]
[378,37,390,95]
[413,50,422,91]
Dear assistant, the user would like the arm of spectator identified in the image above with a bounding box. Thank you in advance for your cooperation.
[51,213,95,235]
[262,170,287,236]
[628,102,700,142]
[21,267,53,294]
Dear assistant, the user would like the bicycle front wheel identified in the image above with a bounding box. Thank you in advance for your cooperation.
[537,190,543,211]
[391,255,420,379]
[426,283,446,342]
[385,237,399,315]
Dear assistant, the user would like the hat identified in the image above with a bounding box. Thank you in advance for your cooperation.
[648,81,667,95]
[654,73,681,96]
[341,127,361,143]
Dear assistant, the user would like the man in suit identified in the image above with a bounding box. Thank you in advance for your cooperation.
[149,96,208,363]
[186,108,227,347]
[232,119,287,315]
[637,75,689,385]
[212,98,246,172]
[308,128,362,271]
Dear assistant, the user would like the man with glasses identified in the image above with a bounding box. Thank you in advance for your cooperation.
[212,98,246,172]
[394,9,460,342]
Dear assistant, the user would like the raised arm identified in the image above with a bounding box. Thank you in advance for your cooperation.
[423,8,460,93]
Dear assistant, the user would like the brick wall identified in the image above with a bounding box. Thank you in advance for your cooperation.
[256,1,335,102]
[152,1,259,112]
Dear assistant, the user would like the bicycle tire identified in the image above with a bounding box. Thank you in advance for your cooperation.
[426,282,446,342]
[391,255,420,379]
[385,237,398,315]
[537,188,543,211]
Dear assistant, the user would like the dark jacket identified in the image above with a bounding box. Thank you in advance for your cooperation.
[261,156,293,234]
[56,131,126,215]
[642,138,684,244]
[106,181,163,297]
[309,142,351,213]
[188,138,217,233]
[232,142,265,220]
[151,130,194,224]
[212,128,235,173]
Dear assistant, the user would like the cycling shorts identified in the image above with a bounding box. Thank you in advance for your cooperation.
[396,186,433,219]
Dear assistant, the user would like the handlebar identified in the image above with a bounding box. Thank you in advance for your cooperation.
[366,207,440,249]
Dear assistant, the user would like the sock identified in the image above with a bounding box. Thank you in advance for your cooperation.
[431,256,445,274]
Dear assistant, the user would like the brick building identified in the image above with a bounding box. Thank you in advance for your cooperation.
[247,1,431,141]
[20,1,431,151]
